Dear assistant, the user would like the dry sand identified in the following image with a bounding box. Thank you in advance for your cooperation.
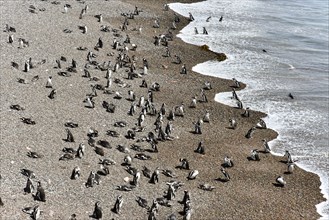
[0,0,325,219]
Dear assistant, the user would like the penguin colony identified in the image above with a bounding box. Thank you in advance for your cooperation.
[0,0,311,219]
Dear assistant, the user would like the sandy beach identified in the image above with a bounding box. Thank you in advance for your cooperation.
[0,0,325,219]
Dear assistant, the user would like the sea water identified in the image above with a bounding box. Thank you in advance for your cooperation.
[170,0,329,218]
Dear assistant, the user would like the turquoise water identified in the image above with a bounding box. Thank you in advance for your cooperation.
[170,0,329,218]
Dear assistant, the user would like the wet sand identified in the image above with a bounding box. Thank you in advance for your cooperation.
[0,0,325,219]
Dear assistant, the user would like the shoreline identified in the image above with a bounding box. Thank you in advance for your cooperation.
[169,1,328,218]
[0,0,325,219]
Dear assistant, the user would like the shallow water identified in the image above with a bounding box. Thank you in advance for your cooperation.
[170,0,329,218]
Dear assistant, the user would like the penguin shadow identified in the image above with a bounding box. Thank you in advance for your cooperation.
[225,126,235,130]
[272,183,285,188]
[280,160,288,164]
[189,131,202,135]
[215,177,229,183]
[284,171,293,175]
[178,211,186,216]
[247,156,260,161]
[221,163,233,168]
[258,150,269,154]
[175,165,187,170]
[62,138,75,143]
[89,214,101,220]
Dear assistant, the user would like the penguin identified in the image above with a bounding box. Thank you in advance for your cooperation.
[174,55,182,64]
[106,68,112,79]
[127,90,135,101]
[203,27,208,35]
[179,158,190,170]
[21,169,36,178]
[64,4,68,13]
[229,118,237,129]
[284,150,294,163]
[136,196,149,209]
[131,171,141,186]
[123,155,132,166]
[199,89,208,102]
[203,110,210,123]
[165,121,173,136]
[242,107,250,117]
[288,93,294,99]
[189,96,197,108]
[92,201,102,219]
[220,167,230,181]
[88,127,99,138]
[275,176,286,187]
[24,177,34,194]
[223,156,234,168]
[24,60,30,72]
[79,8,86,19]
[194,27,199,34]
[35,181,46,202]
[199,183,215,191]
[149,168,160,184]
[195,141,205,154]
[46,76,53,88]
[82,25,87,34]
[65,128,75,142]
[245,127,256,139]
[76,143,85,158]
[71,59,77,69]
[204,81,212,90]
[236,99,243,109]
[193,120,202,134]
[85,97,95,108]
[98,14,103,22]
[138,96,145,107]
[249,149,260,161]
[48,89,56,99]
[206,16,212,22]
[219,16,223,22]
[96,37,103,49]
[99,158,116,167]
[188,12,195,21]
[59,153,75,161]
[180,64,187,74]
[262,139,271,153]
[31,205,41,220]
[171,21,177,30]
[142,166,151,179]
[153,19,160,28]
[256,119,267,129]
[187,170,199,180]
[8,34,14,43]
[86,171,96,188]
[112,195,123,214]
[166,183,176,200]
[71,166,81,180]
[163,3,169,11]
[182,190,191,205]
[232,78,240,88]
[287,163,295,174]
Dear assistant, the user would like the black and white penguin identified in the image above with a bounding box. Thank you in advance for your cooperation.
[92,201,102,219]
[275,176,286,187]
[112,195,123,214]
[187,170,199,180]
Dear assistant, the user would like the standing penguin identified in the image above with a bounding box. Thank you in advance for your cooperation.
[92,201,102,219]
[112,195,123,214]
[35,181,46,202]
